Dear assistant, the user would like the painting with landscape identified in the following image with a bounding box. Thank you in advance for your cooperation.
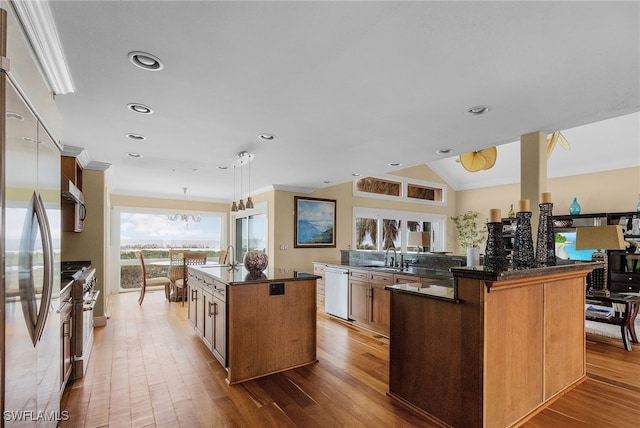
[294,196,336,248]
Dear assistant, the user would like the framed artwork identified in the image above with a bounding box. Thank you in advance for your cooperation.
[294,196,336,248]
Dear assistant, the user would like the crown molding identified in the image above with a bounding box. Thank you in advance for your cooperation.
[10,0,75,94]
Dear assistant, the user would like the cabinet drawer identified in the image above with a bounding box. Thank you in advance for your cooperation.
[610,282,640,293]
[314,264,326,275]
[370,272,393,284]
[317,281,325,295]
[610,272,640,284]
[350,269,369,280]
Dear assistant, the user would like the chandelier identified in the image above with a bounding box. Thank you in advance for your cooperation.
[231,151,254,212]
[168,187,202,225]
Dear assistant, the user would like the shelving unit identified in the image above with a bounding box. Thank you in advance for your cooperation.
[501,211,640,295]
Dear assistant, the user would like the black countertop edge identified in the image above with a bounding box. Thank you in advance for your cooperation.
[385,283,460,303]
[189,265,320,285]
[227,272,321,285]
[450,261,605,282]
[314,261,453,279]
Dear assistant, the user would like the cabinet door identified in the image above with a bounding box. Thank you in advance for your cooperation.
[212,296,227,367]
[370,283,390,335]
[202,289,214,349]
[188,285,199,331]
[349,279,369,323]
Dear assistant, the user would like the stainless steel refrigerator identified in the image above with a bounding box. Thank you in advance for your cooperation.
[2,13,62,426]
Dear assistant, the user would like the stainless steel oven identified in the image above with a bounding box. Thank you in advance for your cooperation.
[61,261,98,380]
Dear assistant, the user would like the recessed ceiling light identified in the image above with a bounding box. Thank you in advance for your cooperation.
[464,105,491,116]
[217,165,228,170]
[258,133,276,141]
[127,103,154,114]
[125,132,146,141]
[127,152,143,158]
[436,148,453,155]
[6,111,24,120]
[352,173,362,177]
[388,162,403,167]
[323,180,332,184]
[128,51,164,71]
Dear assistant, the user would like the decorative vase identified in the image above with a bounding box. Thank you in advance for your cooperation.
[569,197,581,215]
[243,251,268,273]
[484,222,508,272]
[636,193,640,212]
[513,211,535,269]
[466,247,480,267]
[535,202,556,267]
[508,204,516,219]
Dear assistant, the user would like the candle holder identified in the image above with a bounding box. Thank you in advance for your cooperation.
[484,222,508,272]
[513,211,535,269]
[535,202,556,267]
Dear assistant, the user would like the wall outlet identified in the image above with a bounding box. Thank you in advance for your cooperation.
[269,283,285,296]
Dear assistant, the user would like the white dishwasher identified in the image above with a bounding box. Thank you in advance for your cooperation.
[325,267,350,320]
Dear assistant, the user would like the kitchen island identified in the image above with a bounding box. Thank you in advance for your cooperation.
[187,265,319,384]
[386,262,601,428]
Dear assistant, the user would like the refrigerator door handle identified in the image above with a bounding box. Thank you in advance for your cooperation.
[18,192,54,345]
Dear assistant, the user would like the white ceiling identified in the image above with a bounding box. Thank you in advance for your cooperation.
[41,1,639,202]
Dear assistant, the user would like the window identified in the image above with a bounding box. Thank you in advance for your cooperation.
[113,207,226,292]
[353,207,446,252]
[231,202,268,264]
[353,174,446,206]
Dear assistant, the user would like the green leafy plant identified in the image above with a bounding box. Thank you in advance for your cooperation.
[451,211,487,250]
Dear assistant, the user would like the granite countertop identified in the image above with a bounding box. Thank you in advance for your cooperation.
[385,281,459,303]
[315,261,454,279]
[189,264,320,285]
[450,261,604,282]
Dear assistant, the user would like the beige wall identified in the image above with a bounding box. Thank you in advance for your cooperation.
[270,164,461,273]
[103,165,640,279]
[62,170,108,317]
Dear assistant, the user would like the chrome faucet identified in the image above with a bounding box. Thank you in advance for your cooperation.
[385,247,398,267]
[226,244,239,271]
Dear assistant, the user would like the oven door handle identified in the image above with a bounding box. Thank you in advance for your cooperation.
[56,297,73,314]
[83,290,100,311]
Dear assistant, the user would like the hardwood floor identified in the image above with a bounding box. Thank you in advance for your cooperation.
[61,290,640,427]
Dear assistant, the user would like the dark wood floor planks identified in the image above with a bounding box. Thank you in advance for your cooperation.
[60,290,640,427]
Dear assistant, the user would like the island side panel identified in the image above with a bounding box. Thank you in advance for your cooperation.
[543,275,586,398]
[481,278,545,427]
[227,279,317,384]
[388,291,480,428]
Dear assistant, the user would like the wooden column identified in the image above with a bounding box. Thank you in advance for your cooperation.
[520,131,548,244]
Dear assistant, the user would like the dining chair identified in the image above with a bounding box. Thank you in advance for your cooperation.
[135,251,171,305]
[218,250,228,264]
[174,251,208,306]
[168,249,186,301]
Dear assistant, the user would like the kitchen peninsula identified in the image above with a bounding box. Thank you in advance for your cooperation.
[186,265,319,384]
[386,262,601,428]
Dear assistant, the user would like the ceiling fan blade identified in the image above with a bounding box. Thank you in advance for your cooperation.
[556,131,571,151]
[460,151,487,172]
[479,147,497,170]
[547,132,559,159]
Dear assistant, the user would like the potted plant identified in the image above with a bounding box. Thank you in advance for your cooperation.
[451,211,487,266]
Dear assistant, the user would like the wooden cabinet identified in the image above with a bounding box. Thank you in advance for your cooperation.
[61,155,83,190]
[313,263,326,313]
[369,272,392,335]
[348,269,392,336]
[388,266,591,427]
[188,269,227,367]
[210,279,227,366]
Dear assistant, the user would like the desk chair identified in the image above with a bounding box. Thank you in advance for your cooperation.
[174,251,208,305]
[135,251,171,305]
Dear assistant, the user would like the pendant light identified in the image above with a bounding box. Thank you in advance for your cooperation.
[231,165,238,212]
[238,154,245,211]
[246,155,254,209]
